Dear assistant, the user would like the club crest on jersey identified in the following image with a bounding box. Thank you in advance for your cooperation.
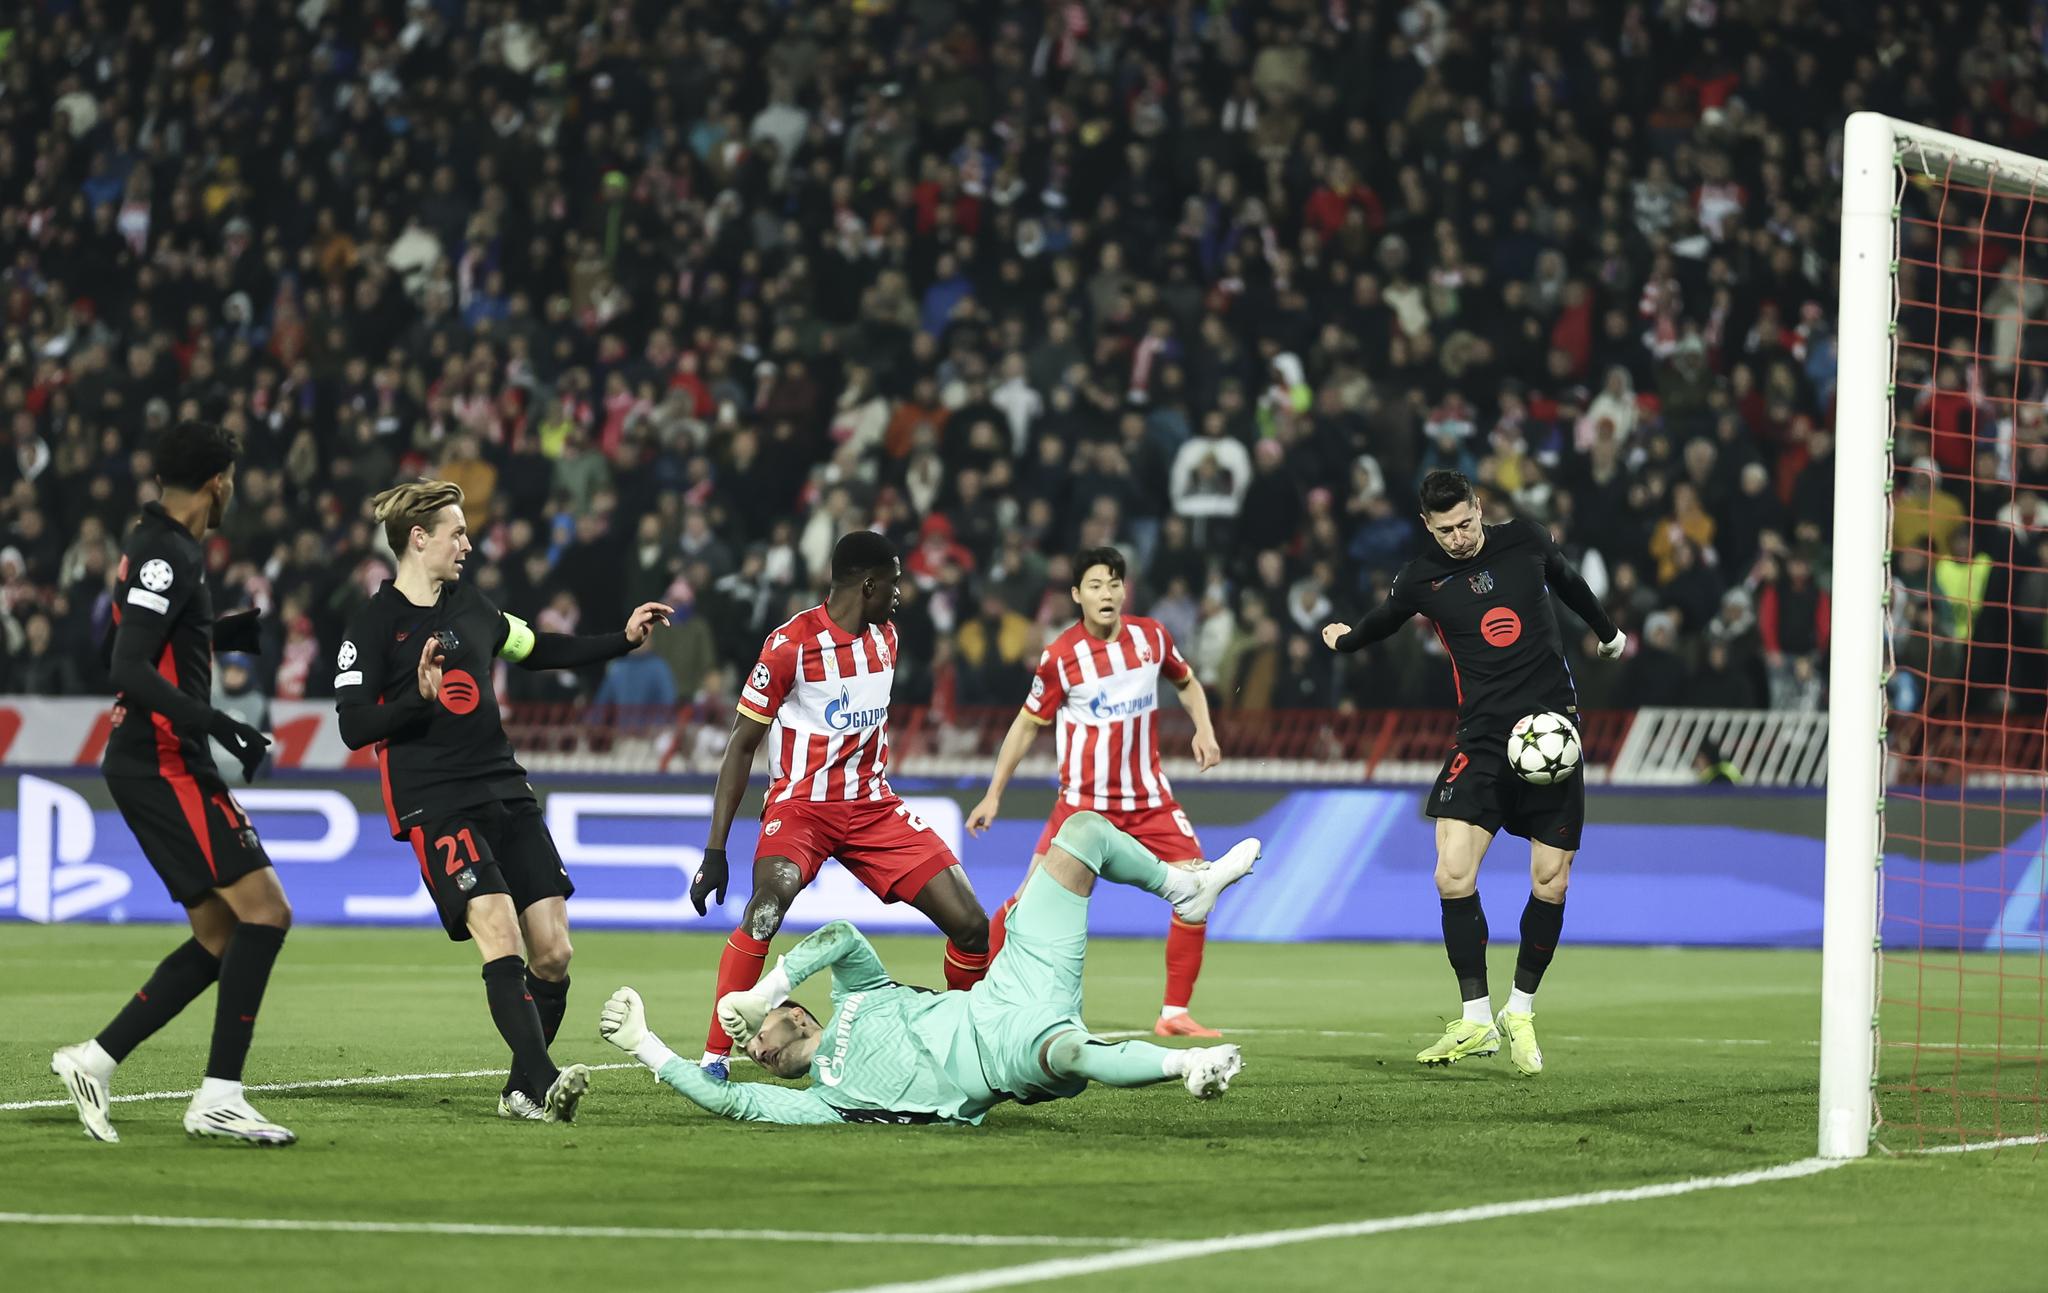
[1132,633,1153,663]
[1468,571,1495,596]
[765,819,783,836]
[824,685,887,732]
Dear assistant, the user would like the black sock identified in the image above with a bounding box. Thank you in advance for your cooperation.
[1441,892,1489,1002]
[97,938,221,1063]
[483,955,559,1095]
[1515,894,1566,994]
[505,973,570,1098]
[207,923,287,1081]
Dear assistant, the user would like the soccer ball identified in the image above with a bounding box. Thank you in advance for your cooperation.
[1508,712,1582,785]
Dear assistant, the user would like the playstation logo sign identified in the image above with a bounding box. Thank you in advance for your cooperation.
[0,775,134,923]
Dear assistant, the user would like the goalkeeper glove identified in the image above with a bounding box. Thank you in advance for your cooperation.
[717,957,793,1044]
[1597,630,1627,660]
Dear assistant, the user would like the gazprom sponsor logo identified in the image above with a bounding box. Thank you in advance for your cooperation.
[1087,691,1157,721]
[824,686,888,733]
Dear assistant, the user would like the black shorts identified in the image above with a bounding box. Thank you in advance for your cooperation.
[406,798,574,941]
[107,772,273,907]
[1425,733,1585,851]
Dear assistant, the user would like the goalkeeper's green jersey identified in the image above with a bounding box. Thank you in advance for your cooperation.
[655,922,1063,1126]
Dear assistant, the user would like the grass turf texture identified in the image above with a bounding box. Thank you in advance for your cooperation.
[2,926,2039,1291]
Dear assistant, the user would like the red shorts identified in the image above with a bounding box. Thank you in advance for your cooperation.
[756,794,959,904]
[1033,798,1205,864]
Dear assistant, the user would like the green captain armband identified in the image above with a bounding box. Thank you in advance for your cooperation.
[499,613,537,662]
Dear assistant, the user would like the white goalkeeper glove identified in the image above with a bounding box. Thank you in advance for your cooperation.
[600,986,649,1051]
[1597,630,1627,660]
[717,989,772,1045]
[717,957,794,1045]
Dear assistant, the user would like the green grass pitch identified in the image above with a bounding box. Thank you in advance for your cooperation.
[3,926,2039,1291]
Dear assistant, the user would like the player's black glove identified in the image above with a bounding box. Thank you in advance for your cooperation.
[207,711,271,783]
[691,846,729,916]
[212,608,263,654]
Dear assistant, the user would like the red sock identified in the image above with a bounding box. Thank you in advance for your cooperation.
[1164,916,1207,1010]
[704,931,770,1056]
[943,941,991,990]
[986,896,1017,962]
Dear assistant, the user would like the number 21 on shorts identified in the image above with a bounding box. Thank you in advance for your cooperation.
[435,828,481,875]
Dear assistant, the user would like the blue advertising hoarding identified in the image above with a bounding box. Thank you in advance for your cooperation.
[0,774,2038,950]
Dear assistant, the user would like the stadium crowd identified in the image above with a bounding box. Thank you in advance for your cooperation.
[0,0,2034,727]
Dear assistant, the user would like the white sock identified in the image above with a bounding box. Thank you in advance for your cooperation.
[1159,1005,1189,1020]
[1506,988,1536,1016]
[1158,867,1199,905]
[1461,997,1493,1026]
[77,1040,117,1079]
[699,1049,730,1068]
[194,1076,242,1106]
[635,1033,679,1073]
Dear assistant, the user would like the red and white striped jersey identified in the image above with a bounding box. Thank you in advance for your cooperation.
[738,607,898,804]
[1024,616,1192,810]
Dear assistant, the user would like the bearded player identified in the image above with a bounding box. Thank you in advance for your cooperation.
[1323,470,1625,1075]
[335,479,671,1122]
[688,532,991,1081]
[966,546,1226,1037]
[602,813,1259,1126]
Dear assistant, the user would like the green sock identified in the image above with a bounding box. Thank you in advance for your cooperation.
[1045,1034,1179,1088]
[1051,811,1177,896]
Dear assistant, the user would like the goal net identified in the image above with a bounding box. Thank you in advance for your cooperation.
[1826,113,2048,1157]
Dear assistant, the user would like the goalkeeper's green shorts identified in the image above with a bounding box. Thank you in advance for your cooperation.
[970,867,1091,1105]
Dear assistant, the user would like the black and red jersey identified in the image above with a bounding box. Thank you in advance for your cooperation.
[103,503,220,780]
[335,578,531,838]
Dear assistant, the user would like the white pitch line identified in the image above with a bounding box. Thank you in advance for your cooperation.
[820,1158,1850,1293]
[0,1213,1141,1250]
[1903,1132,2048,1155]
[0,1063,641,1113]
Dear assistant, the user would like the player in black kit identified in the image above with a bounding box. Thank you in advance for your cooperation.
[1323,470,1625,1076]
[50,420,296,1146]
[335,480,670,1123]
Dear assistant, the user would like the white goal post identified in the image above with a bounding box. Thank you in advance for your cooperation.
[1822,113,2048,1158]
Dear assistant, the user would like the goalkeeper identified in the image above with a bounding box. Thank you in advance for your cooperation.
[598,813,1258,1125]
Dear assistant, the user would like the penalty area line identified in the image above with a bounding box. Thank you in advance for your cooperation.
[819,1158,1851,1293]
[0,1062,643,1112]
[0,1213,1144,1250]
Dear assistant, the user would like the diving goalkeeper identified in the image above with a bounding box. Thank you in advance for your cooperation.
[598,813,1259,1125]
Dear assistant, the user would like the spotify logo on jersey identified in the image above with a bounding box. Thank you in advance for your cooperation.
[439,669,481,715]
[1481,607,1523,648]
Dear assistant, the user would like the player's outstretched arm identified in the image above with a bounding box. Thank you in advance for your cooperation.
[692,711,772,914]
[602,992,847,1125]
[1323,596,1416,653]
[967,708,1047,834]
[497,605,671,672]
[651,1056,847,1125]
[1537,530,1625,654]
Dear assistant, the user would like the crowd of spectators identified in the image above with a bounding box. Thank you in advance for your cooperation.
[0,0,2039,726]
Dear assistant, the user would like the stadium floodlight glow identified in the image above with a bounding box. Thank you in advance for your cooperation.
[1827,113,2048,1158]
